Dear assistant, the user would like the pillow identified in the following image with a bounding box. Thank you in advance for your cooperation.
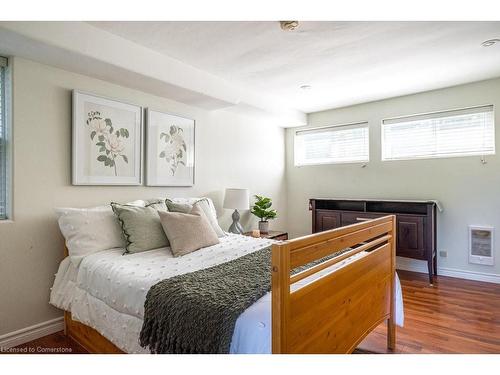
[165,200,192,213]
[159,204,220,257]
[166,198,226,237]
[56,205,127,267]
[169,197,219,221]
[111,201,169,254]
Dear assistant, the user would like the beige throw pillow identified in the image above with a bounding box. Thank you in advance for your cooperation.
[165,198,226,238]
[159,203,220,257]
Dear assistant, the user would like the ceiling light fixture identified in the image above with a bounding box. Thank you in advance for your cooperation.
[300,84,312,90]
[280,21,299,32]
[481,39,500,47]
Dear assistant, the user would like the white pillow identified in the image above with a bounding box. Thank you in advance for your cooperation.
[55,203,142,266]
[167,197,225,235]
[56,197,221,266]
[169,197,219,220]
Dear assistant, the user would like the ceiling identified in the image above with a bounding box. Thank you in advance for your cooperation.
[89,21,500,113]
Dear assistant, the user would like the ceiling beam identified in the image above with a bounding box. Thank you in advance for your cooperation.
[0,21,306,127]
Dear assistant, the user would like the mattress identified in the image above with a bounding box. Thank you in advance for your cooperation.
[50,234,404,353]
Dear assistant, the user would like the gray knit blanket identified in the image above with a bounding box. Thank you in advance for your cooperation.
[139,246,348,354]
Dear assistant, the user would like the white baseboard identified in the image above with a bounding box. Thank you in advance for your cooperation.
[396,257,500,284]
[437,267,500,284]
[396,257,428,273]
[0,316,64,349]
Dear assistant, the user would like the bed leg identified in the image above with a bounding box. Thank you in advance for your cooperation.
[387,215,397,352]
[64,311,69,336]
[387,318,396,351]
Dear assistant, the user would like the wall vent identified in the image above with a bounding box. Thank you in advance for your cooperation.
[469,226,494,266]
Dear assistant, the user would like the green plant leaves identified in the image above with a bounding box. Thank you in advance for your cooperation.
[97,154,115,167]
[88,114,129,175]
[251,195,277,220]
[119,128,129,138]
[97,155,113,167]
[159,125,187,176]
[160,132,171,143]
[95,141,106,152]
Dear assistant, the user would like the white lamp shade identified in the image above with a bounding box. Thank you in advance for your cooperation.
[223,188,250,210]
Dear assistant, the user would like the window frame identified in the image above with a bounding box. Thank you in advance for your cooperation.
[0,56,12,221]
[294,121,370,167]
[381,105,495,162]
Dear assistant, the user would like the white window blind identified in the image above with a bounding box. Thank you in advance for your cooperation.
[0,57,7,219]
[294,122,369,166]
[382,105,495,161]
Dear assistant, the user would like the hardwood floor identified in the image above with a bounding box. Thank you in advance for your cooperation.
[359,270,500,353]
[5,271,500,354]
[3,331,87,354]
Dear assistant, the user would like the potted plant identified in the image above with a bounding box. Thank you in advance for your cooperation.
[251,195,277,234]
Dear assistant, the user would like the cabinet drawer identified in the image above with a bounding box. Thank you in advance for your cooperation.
[315,210,341,232]
[396,215,425,259]
[341,211,387,226]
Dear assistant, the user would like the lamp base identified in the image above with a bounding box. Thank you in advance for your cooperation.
[228,209,244,234]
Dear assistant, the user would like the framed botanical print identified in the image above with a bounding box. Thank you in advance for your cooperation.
[72,91,143,185]
[145,109,195,186]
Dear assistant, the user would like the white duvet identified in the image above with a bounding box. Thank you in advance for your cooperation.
[50,234,404,353]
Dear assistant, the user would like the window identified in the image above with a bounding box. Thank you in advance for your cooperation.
[382,105,495,161]
[0,56,8,219]
[294,122,369,166]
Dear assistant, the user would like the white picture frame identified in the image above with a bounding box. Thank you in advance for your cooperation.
[72,90,143,185]
[145,109,195,186]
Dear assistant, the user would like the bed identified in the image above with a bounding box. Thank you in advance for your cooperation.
[50,215,403,354]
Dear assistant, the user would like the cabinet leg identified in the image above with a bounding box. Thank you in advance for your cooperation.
[427,259,434,286]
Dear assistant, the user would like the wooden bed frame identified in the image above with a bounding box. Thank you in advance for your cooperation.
[63,215,396,354]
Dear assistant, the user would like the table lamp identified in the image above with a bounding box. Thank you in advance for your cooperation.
[223,188,249,234]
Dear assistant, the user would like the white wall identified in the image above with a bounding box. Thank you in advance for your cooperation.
[286,77,500,281]
[0,57,287,336]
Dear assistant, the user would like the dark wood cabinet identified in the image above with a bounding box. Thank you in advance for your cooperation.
[396,215,425,258]
[310,198,438,284]
[316,210,341,231]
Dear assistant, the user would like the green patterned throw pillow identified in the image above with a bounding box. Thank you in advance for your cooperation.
[111,201,169,254]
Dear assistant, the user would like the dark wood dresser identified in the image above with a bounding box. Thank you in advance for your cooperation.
[310,198,438,284]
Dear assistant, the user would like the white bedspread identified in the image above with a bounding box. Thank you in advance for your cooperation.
[50,234,404,353]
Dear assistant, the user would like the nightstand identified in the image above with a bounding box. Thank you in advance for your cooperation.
[243,230,288,241]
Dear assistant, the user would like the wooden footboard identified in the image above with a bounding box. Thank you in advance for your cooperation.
[271,215,396,353]
[62,215,396,353]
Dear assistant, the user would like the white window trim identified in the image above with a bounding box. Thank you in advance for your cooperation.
[294,121,369,167]
[0,57,12,221]
[381,105,495,162]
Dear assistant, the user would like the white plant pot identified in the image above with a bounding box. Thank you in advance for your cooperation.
[258,221,269,234]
